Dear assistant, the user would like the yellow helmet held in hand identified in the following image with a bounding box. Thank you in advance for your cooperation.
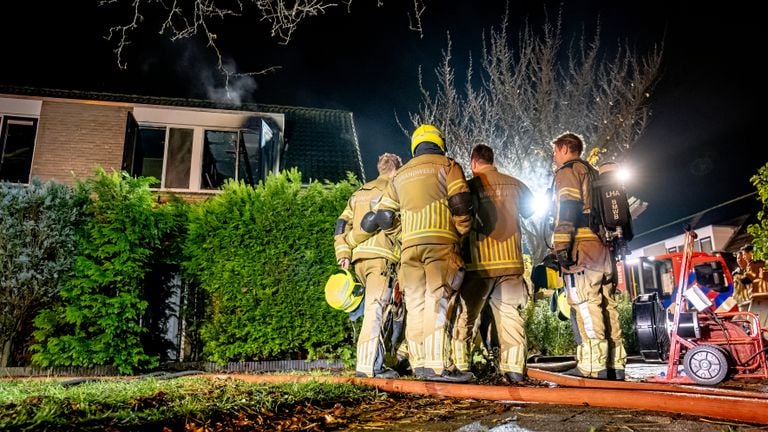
[324,269,364,313]
[411,124,445,155]
[556,288,572,321]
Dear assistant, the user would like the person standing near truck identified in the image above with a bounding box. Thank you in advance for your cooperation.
[551,132,625,380]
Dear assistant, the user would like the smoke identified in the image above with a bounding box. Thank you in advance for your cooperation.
[169,39,258,105]
[203,58,258,106]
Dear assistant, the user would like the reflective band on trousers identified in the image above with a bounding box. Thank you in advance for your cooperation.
[577,339,608,376]
[499,345,526,374]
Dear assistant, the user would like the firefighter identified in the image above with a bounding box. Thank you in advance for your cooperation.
[452,144,534,383]
[334,153,403,379]
[551,132,625,380]
[735,244,768,327]
[360,124,474,382]
[734,249,751,310]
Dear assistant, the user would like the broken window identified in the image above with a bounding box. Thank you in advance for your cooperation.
[123,110,281,191]
[201,130,261,190]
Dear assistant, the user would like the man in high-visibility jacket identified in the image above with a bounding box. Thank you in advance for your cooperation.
[735,244,768,328]
[334,153,403,378]
[551,132,625,380]
[452,144,534,383]
[362,124,475,382]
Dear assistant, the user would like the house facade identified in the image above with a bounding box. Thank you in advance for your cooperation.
[0,86,366,195]
[628,224,739,258]
[1,86,367,363]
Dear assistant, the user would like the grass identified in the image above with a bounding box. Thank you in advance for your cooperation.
[0,377,381,431]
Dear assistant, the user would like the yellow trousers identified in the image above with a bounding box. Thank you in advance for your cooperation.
[453,273,528,374]
[566,269,626,377]
[399,244,463,375]
[354,258,392,377]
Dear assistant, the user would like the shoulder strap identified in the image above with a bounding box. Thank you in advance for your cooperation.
[551,159,596,196]
[557,159,597,178]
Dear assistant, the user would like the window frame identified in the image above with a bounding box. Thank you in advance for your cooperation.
[0,115,39,184]
[127,106,284,192]
[132,123,263,192]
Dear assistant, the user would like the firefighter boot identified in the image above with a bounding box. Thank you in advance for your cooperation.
[422,368,476,383]
[504,372,525,384]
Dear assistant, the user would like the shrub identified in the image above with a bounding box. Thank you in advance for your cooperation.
[524,292,637,356]
[184,169,359,362]
[748,162,768,260]
[0,179,83,366]
[32,170,169,373]
[524,297,577,356]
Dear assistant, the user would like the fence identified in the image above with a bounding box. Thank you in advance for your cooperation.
[0,359,345,377]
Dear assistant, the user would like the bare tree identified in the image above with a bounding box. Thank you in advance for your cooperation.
[101,0,427,81]
[408,11,663,262]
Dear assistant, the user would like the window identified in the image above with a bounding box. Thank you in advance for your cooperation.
[165,128,194,189]
[694,260,726,292]
[201,130,260,189]
[124,125,193,189]
[0,116,38,184]
[700,236,713,254]
[124,109,283,191]
[136,127,166,187]
[659,260,675,295]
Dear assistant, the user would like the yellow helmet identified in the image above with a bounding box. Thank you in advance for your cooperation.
[324,269,364,313]
[411,124,445,155]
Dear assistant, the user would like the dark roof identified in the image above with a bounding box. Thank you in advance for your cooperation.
[630,192,760,253]
[0,85,365,183]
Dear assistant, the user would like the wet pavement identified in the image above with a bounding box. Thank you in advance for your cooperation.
[625,361,668,380]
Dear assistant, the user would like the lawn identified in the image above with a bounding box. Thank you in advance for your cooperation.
[0,375,381,431]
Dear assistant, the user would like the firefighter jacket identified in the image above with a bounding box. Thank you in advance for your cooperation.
[465,165,534,278]
[741,260,768,296]
[334,175,399,264]
[376,154,471,249]
[552,158,612,273]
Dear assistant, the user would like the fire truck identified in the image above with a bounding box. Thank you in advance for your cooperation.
[619,250,737,313]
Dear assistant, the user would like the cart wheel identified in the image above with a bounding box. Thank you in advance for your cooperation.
[683,344,730,385]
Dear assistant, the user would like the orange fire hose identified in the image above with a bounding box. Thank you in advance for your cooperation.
[205,373,768,425]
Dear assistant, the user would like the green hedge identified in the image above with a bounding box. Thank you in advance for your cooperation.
[184,169,359,362]
[32,170,174,373]
[4,168,641,371]
[0,180,84,366]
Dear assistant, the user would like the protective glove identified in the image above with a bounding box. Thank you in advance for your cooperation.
[556,249,575,270]
[542,253,561,272]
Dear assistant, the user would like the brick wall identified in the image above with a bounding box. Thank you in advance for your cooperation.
[31,101,131,185]
[155,191,216,203]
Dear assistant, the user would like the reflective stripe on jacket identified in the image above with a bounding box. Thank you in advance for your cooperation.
[334,175,399,263]
[465,165,533,277]
[376,154,471,249]
[552,159,611,273]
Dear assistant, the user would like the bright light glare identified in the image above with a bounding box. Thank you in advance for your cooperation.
[617,167,631,183]
[533,192,551,216]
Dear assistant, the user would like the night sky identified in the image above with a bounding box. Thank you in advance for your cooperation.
[0,0,763,242]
